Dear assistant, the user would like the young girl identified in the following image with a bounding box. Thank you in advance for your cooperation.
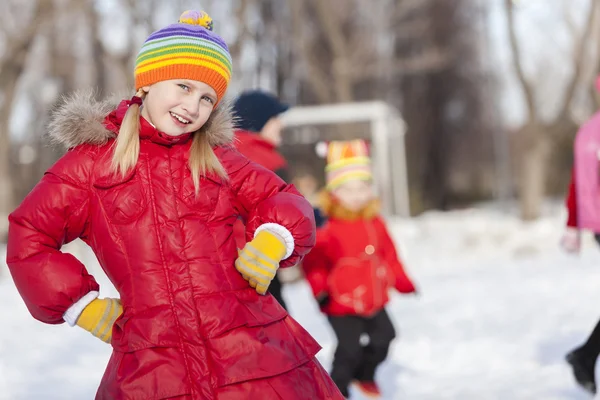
[6,10,343,400]
[302,139,417,399]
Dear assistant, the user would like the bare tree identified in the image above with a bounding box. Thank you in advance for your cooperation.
[504,0,600,220]
[228,0,253,74]
[83,0,106,92]
[288,0,449,105]
[0,0,52,236]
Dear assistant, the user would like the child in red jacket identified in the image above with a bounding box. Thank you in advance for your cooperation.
[302,139,417,399]
[6,10,342,399]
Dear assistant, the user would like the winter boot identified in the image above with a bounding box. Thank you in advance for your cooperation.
[353,380,382,399]
[566,347,597,395]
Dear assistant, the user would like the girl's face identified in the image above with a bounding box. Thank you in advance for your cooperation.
[331,179,374,212]
[141,79,217,136]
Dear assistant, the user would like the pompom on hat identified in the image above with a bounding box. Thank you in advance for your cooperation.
[134,10,232,103]
[318,139,373,191]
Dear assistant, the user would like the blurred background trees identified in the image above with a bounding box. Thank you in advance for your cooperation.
[1,0,598,239]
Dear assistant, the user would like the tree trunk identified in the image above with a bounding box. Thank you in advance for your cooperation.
[517,124,550,220]
[86,0,106,93]
[0,62,23,239]
[0,0,52,240]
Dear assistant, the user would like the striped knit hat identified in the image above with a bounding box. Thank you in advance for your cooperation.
[324,139,373,190]
[134,10,232,102]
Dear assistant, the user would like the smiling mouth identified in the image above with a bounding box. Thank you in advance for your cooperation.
[170,111,191,124]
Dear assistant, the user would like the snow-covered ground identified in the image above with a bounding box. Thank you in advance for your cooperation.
[2,203,600,399]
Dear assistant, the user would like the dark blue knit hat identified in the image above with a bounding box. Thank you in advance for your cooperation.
[232,90,289,133]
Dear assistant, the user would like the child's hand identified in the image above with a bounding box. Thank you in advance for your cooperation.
[76,298,122,343]
[560,228,580,254]
[235,230,286,295]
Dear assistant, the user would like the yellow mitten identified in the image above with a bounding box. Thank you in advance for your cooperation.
[235,230,287,295]
[76,298,122,343]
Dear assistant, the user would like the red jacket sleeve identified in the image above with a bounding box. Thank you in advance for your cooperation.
[220,147,316,267]
[375,217,416,294]
[6,148,99,324]
[566,167,577,228]
[301,227,332,298]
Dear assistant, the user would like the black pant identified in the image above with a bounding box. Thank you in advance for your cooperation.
[575,234,600,360]
[267,273,287,310]
[578,317,600,361]
[328,309,396,397]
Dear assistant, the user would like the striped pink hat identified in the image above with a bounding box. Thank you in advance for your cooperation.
[324,139,372,190]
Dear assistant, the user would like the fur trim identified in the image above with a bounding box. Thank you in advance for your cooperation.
[200,98,235,147]
[47,89,235,149]
[318,190,380,221]
[47,89,120,149]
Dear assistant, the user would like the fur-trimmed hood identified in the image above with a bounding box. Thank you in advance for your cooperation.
[47,89,235,149]
[318,190,380,221]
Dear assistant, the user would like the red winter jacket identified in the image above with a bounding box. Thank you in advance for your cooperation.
[6,94,343,400]
[302,195,416,317]
[233,130,289,181]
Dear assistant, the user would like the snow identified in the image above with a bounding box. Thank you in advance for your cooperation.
[2,204,600,399]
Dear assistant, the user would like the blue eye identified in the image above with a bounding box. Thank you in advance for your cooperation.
[202,95,215,104]
[178,84,190,91]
